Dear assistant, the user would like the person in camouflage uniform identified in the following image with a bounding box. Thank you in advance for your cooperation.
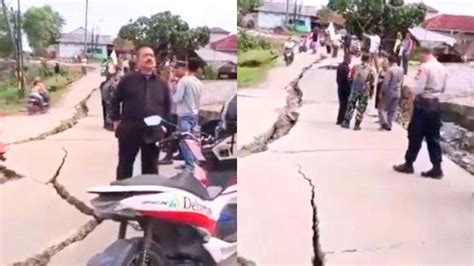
[101,68,124,131]
[341,54,375,130]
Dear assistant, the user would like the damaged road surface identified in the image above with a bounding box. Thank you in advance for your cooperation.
[238,53,330,264]
[0,68,239,265]
[238,52,472,265]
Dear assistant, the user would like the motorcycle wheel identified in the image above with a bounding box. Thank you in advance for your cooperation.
[123,240,167,266]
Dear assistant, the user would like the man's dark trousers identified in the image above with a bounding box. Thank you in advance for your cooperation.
[404,97,442,166]
[116,122,159,180]
[337,85,351,124]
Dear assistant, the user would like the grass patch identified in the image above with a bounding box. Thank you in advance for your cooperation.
[238,49,277,67]
[237,60,275,88]
[0,68,81,114]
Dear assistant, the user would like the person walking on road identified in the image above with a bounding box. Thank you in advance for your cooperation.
[379,55,404,131]
[364,31,381,73]
[173,58,203,171]
[81,56,88,76]
[393,47,447,179]
[111,46,171,180]
[341,54,375,130]
[336,54,352,125]
[399,32,415,75]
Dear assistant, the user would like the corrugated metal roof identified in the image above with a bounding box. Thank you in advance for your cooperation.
[256,2,317,17]
[58,27,112,45]
[409,26,457,47]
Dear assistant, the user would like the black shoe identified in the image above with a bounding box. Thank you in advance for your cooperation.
[158,158,173,165]
[393,163,414,174]
[172,154,183,160]
[341,123,349,129]
[354,125,361,131]
[421,168,443,179]
[336,121,342,125]
[175,164,186,170]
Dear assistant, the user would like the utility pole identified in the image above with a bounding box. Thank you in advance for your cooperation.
[83,0,88,56]
[1,0,16,57]
[285,0,290,25]
[16,0,25,97]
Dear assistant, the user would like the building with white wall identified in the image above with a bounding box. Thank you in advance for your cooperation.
[255,2,318,32]
[53,27,112,59]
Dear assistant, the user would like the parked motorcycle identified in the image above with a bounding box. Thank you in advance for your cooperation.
[87,115,237,266]
[27,92,49,115]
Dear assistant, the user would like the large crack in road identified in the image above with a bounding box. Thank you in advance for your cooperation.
[238,56,327,157]
[0,165,24,184]
[5,86,105,265]
[298,165,324,266]
[11,147,103,265]
[9,87,98,146]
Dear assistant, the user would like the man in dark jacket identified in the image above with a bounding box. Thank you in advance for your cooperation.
[336,54,352,125]
[111,47,171,180]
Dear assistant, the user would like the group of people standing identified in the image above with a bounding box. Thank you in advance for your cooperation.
[100,47,203,180]
[336,31,448,179]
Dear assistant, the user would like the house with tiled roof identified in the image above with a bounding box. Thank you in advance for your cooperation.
[420,14,474,60]
[210,27,231,43]
[209,34,237,54]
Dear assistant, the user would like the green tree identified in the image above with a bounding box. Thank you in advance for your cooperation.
[22,5,64,55]
[329,0,425,38]
[0,11,14,57]
[238,0,261,15]
[118,11,210,61]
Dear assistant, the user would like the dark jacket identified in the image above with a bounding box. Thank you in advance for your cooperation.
[336,62,351,89]
[111,71,170,122]
[111,71,170,142]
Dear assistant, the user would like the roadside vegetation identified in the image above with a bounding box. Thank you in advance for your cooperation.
[237,30,279,88]
[0,62,81,113]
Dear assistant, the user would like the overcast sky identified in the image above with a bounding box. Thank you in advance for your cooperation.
[13,0,237,37]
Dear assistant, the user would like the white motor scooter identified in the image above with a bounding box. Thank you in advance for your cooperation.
[87,115,237,266]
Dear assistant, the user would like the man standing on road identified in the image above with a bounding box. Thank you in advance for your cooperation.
[336,54,352,125]
[311,24,319,53]
[364,31,381,73]
[393,47,447,179]
[341,54,375,130]
[399,32,415,75]
[173,58,203,171]
[379,55,404,131]
[111,47,171,180]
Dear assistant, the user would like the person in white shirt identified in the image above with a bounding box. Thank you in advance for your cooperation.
[393,47,448,179]
[364,31,381,73]
[173,58,203,171]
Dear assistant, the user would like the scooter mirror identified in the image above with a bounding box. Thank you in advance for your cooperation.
[144,115,163,126]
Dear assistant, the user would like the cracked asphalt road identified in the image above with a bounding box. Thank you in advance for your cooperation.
[238,52,473,265]
[0,67,237,265]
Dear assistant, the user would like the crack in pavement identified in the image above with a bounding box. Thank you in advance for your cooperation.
[9,88,98,146]
[46,148,97,218]
[11,219,101,266]
[323,235,474,256]
[298,165,324,266]
[10,147,103,265]
[0,165,24,184]
[238,56,327,157]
